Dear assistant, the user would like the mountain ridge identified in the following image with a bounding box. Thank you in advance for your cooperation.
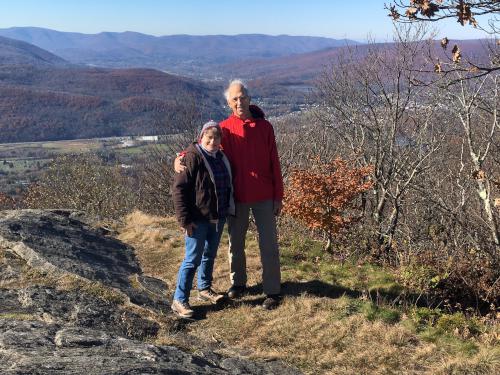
[0,27,359,76]
[0,35,69,67]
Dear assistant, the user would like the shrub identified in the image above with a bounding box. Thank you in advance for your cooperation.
[362,303,401,324]
[0,192,16,210]
[436,313,483,338]
[135,132,195,216]
[283,157,373,253]
[397,249,499,310]
[410,307,442,331]
[23,153,135,219]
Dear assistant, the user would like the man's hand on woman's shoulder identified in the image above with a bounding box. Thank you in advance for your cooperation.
[174,154,186,173]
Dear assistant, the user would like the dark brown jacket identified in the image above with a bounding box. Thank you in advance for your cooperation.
[172,143,234,228]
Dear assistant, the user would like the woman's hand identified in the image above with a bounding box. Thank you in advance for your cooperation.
[273,200,283,216]
[184,223,196,236]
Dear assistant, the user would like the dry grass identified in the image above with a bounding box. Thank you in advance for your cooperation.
[0,313,38,321]
[186,294,499,374]
[191,296,417,374]
[118,211,185,283]
[118,212,500,375]
[118,210,242,294]
[55,274,127,304]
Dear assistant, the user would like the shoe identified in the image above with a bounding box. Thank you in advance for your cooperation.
[227,285,246,299]
[198,288,225,304]
[171,300,194,318]
[261,295,280,310]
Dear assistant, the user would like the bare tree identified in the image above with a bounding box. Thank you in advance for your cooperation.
[444,72,500,251]
[274,111,339,180]
[314,26,446,257]
[136,94,206,215]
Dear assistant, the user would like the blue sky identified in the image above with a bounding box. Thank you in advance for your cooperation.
[0,0,490,41]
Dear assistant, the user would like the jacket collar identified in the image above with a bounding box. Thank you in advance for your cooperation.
[230,114,255,123]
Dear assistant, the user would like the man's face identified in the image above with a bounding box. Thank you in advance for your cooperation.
[227,84,251,119]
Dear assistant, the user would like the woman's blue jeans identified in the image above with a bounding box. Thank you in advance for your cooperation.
[173,219,226,303]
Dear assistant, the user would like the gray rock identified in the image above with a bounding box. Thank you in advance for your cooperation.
[0,320,224,374]
[0,210,302,374]
[0,210,170,312]
[0,319,302,375]
[0,286,160,339]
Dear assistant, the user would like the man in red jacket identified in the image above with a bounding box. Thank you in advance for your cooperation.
[176,80,283,310]
[221,80,283,310]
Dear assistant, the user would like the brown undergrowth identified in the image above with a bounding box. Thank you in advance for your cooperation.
[118,211,500,375]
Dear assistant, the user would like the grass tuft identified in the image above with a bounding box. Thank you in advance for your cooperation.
[0,313,38,321]
[362,303,401,324]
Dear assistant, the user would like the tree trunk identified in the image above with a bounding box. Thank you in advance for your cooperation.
[324,232,333,254]
[475,176,500,249]
[383,205,400,258]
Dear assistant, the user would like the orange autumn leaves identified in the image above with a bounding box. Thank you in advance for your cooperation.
[283,158,373,246]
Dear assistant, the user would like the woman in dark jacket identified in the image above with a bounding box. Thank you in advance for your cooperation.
[171,121,234,318]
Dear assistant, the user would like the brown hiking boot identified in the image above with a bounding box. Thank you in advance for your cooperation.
[227,285,246,299]
[171,300,194,318]
[261,295,280,310]
[198,288,225,304]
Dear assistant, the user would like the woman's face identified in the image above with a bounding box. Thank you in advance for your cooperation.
[200,127,221,152]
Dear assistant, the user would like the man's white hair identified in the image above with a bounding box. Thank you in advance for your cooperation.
[224,79,249,101]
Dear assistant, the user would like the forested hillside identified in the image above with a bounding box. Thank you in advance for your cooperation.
[0,37,224,142]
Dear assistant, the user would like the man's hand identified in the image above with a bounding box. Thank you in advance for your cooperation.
[174,155,186,173]
[273,200,283,216]
[184,223,196,237]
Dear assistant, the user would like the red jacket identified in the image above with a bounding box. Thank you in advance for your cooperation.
[220,114,283,203]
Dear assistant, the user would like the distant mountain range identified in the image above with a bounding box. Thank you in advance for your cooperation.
[0,36,224,143]
[0,27,359,77]
[234,39,492,82]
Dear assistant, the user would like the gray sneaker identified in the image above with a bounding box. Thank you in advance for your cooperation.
[171,300,194,318]
[198,288,225,304]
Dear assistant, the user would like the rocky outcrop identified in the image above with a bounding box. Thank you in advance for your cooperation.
[1,319,298,375]
[0,210,301,375]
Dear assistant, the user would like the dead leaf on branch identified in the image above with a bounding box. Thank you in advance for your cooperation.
[452,44,461,63]
[406,7,418,19]
[456,1,476,26]
[435,61,443,73]
[420,0,440,17]
[441,37,449,50]
[389,5,400,20]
